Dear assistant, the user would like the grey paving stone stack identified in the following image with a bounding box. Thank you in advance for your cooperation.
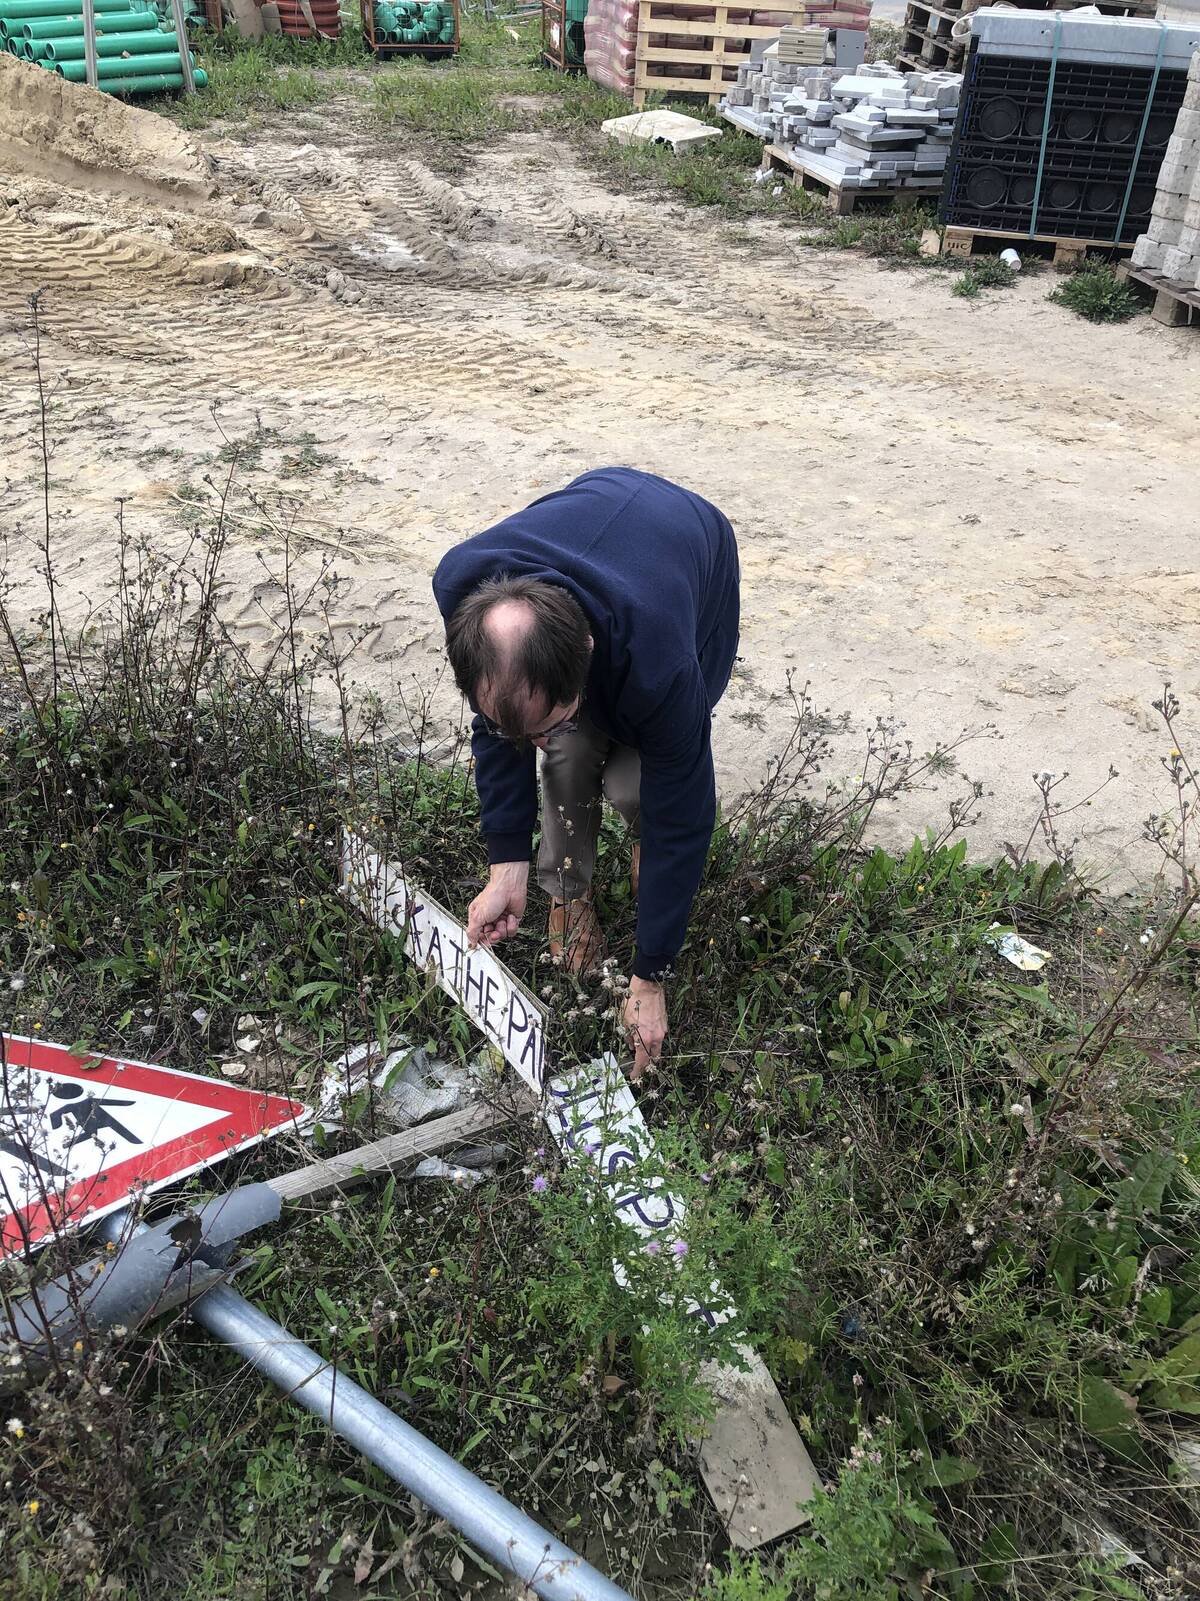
[723,59,961,190]
[1131,50,1200,288]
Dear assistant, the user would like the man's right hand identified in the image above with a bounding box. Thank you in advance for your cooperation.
[467,861,529,949]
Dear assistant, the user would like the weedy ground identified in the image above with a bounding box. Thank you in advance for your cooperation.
[146,10,1144,313]
[154,13,994,284]
[2,379,1200,1601]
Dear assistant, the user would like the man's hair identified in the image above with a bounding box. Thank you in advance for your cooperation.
[445,575,591,736]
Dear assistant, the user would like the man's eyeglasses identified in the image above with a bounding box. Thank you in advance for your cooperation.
[482,710,580,745]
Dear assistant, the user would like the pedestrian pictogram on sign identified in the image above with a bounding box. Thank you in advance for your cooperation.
[0,1035,310,1256]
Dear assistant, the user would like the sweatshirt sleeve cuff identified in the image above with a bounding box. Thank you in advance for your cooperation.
[633,950,675,982]
[486,832,532,866]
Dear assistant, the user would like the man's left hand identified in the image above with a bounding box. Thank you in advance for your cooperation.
[624,977,667,1082]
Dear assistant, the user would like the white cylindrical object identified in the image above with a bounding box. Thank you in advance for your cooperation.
[1000,247,1022,270]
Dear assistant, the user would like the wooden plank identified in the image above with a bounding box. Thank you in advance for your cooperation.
[637,45,751,63]
[633,85,726,105]
[1152,287,1192,327]
[268,1101,516,1206]
[636,16,798,37]
[943,223,1136,258]
[942,226,974,256]
[762,143,931,214]
[635,67,733,94]
[632,0,811,108]
[639,0,805,16]
[904,0,970,21]
[1118,262,1200,324]
[544,1056,820,1547]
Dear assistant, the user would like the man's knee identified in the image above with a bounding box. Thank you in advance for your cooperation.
[603,751,640,826]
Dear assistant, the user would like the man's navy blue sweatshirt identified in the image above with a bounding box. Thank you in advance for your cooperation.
[432,467,740,981]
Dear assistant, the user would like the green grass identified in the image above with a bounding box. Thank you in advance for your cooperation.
[163,33,344,126]
[368,57,547,138]
[952,255,1018,299]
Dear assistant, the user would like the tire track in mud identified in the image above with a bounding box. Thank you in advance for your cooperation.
[0,114,1051,499]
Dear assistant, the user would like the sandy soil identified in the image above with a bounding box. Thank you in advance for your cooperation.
[2,58,1199,891]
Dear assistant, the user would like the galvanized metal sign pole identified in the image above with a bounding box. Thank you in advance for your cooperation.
[81,0,98,87]
[95,1210,634,1601]
[167,0,197,95]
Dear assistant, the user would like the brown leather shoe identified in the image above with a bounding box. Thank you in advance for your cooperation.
[631,843,641,900]
[549,896,607,976]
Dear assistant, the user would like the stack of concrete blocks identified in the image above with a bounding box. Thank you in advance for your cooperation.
[1130,50,1200,288]
[723,58,961,191]
[776,24,829,65]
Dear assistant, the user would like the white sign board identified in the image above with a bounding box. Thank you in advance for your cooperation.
[341,836,547,1089]
[340,831,818,1545]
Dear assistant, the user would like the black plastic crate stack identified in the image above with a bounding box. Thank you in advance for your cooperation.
[942,37,1187,242]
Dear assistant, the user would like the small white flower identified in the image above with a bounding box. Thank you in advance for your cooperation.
[8,977,24,992]
[6,1418,24,1436]
[965,1222,976,1236]
[1009,1103,1025,1117]
[111,1325,127,1338]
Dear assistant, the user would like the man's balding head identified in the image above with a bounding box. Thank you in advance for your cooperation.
[445,575,592,740]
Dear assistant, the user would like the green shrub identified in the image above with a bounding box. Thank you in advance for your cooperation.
[1049,263,1143,323]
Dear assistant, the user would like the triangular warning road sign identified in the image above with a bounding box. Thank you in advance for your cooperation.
[0,1035,309,1255]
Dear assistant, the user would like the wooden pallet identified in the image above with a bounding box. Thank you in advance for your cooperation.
[1116,262,1200,327]
[631,0,811,108]
[762,143,941,214]
[900,1,965,61]
[899,30,965,69]
[940,223,1134,265]
[896,0,1154,78]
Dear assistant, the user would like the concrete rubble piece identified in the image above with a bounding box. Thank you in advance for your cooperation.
[601,108,723,152]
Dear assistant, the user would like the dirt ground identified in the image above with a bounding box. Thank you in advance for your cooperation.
[2,58,1199,893]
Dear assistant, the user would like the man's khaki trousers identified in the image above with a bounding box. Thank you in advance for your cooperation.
[536,712,640,901]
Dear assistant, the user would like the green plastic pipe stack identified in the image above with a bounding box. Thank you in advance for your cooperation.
[0,0,131,17]
[22,10,158,34]
[74,66,204,88]
[371,0,454,47]
[0,0,206,95]
[48,30,176,56]
[56,46,194,75]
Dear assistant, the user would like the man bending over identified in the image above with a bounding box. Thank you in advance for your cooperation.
[433,467,740,1077]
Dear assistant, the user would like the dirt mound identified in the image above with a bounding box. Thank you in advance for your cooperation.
[0,54,215,204]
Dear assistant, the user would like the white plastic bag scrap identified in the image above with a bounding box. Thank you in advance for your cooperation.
[987,924,1052,972]
[412,1143,509,1189]
[412,1154,492,1188]
[315,1039,462,1132]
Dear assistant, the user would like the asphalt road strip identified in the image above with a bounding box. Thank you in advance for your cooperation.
[340,829,818,1546]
